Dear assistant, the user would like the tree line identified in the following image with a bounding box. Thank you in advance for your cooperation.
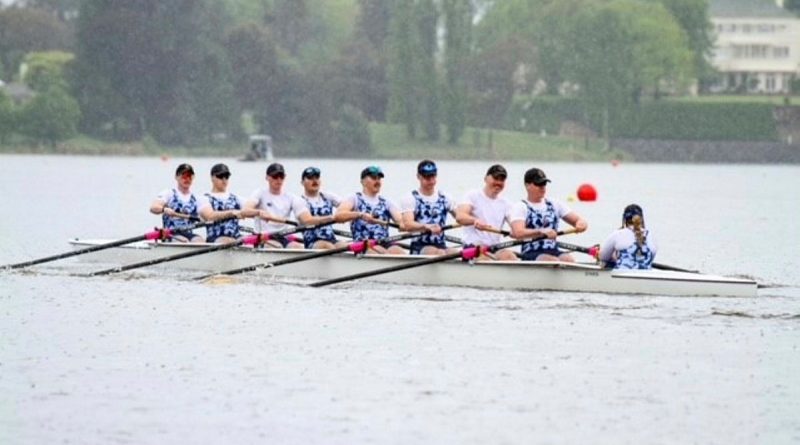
[3,0,776,152]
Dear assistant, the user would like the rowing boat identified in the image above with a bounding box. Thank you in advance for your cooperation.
[66,239,758,297]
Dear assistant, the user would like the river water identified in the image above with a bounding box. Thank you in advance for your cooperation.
[1,154,798,444]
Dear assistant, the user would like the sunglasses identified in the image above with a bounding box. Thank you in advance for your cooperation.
[215,174,230,180]
[180,172,194,179]
[269,173,286,179]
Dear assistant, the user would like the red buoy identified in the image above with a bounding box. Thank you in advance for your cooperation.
[576,183,597,202]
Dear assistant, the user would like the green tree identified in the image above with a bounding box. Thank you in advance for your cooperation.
[17,0,81,21]
[356,0,392,49]
[387,0,420,138]
[416,0,440,141]
[569,0,692,142]
[75,0,240,145]
[21,51,74,92]
[0,91,15,143]
[442,0,472,144]
[19,87,81,147]
[0,7,73,80]
[648,0,714,92]
[329,35,388,121]
[266,0,312,57]
[333,103,372,155]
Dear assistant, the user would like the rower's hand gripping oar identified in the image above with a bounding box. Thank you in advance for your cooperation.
[1,221,212,270]
[309,229,576,288]
[194,224,461,281]
[87,223,310,277]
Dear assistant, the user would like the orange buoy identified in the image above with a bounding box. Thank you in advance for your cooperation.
[576,183,597,202]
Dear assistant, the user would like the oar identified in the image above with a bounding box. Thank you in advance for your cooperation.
[194,224,461,281]
[87,224,314,277]
[310,229,576,287]
[1,222,212,270]
[554,241,698,273]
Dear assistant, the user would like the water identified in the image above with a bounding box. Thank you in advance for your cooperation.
[1,154,799,444]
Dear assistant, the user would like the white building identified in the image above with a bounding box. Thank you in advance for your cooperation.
[710,0,800,94]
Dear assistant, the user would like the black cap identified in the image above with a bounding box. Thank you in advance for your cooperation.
[361,165,384,179]
[301,166,321,179]
[175,163,194,176]
[524,168,550,186]
[210,163,231,177]
[417,160,438,176]
[266,163,285,177]
[623,204,643,222]
[486,164,507,180]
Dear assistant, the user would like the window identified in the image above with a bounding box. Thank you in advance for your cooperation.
[766,75,776,92]
[773,47,789,58]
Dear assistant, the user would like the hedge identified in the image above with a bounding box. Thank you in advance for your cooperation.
[505,97,780,141]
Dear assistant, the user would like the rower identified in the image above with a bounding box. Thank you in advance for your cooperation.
[337,165,405,254]
[243,163,309,249]
[197,164,259,243]
[455,164,517,261]
[298,166,361,249]
[400,160,457,255]
[149,163,204,242]
[599,204,657,269]
[509,167,588,262]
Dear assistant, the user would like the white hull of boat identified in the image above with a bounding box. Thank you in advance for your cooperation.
[68,239,758,297]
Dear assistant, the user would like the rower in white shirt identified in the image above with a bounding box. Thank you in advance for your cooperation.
[243,162,309,249]
[455,164,517,261]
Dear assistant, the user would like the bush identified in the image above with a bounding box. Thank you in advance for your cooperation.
[0,91,15,143]
[506,96,779,141]
[18,87,81,146]
[332,104,372,156]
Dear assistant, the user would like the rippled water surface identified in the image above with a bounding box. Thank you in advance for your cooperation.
[1,155,799,444]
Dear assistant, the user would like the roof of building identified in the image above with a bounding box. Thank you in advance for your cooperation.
[710,0,797,19]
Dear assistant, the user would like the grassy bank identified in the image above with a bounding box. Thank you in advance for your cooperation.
[0,123,626,162]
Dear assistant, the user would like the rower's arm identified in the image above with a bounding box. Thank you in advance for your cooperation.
[149,198,167,215]
[563,212,588,233]
[455,203,475,226]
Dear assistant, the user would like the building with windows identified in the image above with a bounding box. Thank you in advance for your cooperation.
[710,0,799,94]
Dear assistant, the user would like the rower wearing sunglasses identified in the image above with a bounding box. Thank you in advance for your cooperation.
[244,163,310,248]
[400,160,457,255]
[149,163,204,242]
[338,165,405,254]
[508,167,588,262]
[197,163,259,243]
[298,166,361,249]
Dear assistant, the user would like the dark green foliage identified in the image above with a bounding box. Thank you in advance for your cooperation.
[74,0,240,146]
[328,36,388,122]
[356,0,392,49]
[0,7,73,80]
[0,91,15,143]
[442,0,472,144]
[19,87,81,146]
[332,104,372,156]
[785,0,800,14]
[509,97,779,142]
[619,102,779,141]
[416,0,440,141]
[265,0,311,57]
